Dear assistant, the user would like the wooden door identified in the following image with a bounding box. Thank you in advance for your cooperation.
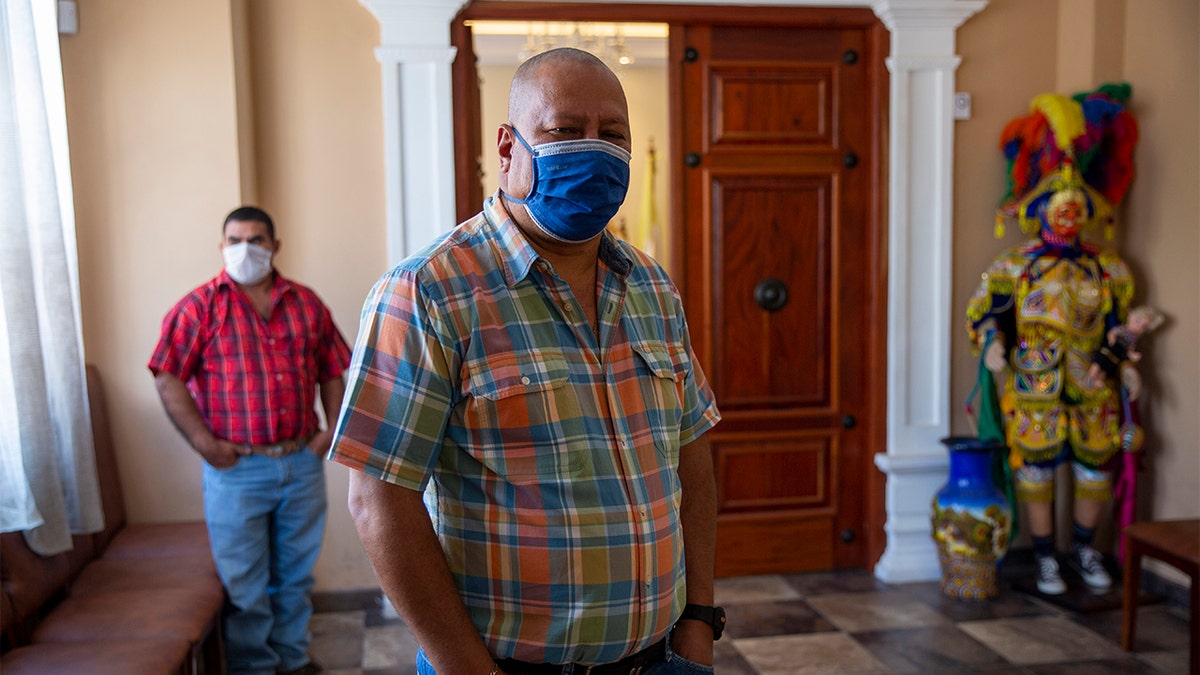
[673,18,887,576]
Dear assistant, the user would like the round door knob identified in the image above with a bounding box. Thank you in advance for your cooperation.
[842,415,857,429]
[843,152,859,169]
[754,278,789,312]
[685,152,702,168]
[843,49,859,65]
[840,528,857,543]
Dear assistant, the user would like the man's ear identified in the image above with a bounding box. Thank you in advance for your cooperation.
[271,238,282,256]
[497,124,515,174]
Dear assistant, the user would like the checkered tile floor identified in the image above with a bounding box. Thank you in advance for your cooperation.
[309,567,1191,674]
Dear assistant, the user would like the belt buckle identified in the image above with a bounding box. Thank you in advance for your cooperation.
[266,443,286,458]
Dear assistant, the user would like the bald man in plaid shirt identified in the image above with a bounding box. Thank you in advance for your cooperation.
[329,49,722,675]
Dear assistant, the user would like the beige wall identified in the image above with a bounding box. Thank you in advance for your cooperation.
[59,0,1197,592]
[61,0,384,590]
[1119,2,1199,524]
[63,1,244,519]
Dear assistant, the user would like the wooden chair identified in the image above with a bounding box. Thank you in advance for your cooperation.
[1121,519,1199,675]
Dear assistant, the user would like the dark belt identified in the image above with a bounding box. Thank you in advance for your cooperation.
[243,434,312,458]
[497,638,667,675]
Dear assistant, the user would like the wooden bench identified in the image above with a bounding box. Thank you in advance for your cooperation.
[1,366,225,674]
[1121,518,1199,675]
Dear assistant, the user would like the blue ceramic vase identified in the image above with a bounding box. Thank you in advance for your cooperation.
[930,437,1012,599]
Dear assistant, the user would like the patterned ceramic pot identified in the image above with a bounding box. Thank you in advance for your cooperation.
[930,437,1012,600]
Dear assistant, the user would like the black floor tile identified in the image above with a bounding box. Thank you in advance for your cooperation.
[724,599,839,639]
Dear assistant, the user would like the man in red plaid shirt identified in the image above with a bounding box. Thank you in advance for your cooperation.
[149,206,351,675]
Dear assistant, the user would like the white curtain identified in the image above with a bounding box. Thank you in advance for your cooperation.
[0,0,102,555]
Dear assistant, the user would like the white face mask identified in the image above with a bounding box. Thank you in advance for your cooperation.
[222,241,274,284]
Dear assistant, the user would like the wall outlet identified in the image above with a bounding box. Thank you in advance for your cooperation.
[953,92,971,120]
[58,0,79,35]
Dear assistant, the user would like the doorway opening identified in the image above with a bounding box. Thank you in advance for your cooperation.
[467,20,673,269]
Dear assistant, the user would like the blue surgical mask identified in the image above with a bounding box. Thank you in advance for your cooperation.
[505,127,631,243]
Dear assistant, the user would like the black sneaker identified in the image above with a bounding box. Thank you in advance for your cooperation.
[1069,545,1113,590]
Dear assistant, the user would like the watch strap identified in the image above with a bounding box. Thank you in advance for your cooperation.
[679,603,726,640]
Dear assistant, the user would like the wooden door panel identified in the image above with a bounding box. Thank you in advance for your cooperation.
[710,173,832,409]
[716,433,834,512]
[714,514,834,577]
[710,65,834,147]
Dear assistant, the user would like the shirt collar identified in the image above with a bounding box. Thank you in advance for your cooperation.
[483,190,633,286]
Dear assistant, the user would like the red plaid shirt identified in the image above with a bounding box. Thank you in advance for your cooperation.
[149,269,351,445]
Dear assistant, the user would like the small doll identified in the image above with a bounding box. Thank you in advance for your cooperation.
[1087,305,1165,388]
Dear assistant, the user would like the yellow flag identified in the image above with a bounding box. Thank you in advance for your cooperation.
[638,138,660,259]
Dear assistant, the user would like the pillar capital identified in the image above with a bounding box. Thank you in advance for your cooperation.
[359,0,465,46]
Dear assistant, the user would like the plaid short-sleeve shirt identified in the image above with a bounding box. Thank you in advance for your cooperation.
[149,270,351,445]
[329,194,720,665]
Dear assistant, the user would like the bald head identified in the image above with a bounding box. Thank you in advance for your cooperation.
[508,48,626,128]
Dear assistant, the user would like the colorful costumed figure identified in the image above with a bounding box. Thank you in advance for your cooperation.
[966,84,1144,596]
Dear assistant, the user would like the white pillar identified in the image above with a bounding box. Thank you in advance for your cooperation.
[872,0,987,583]
[360,0,462,267]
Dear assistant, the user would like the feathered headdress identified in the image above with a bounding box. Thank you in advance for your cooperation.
[996,83,1138,238]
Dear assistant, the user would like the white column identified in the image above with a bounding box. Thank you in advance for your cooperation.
[360,0,462,267]
[871,0,987,583]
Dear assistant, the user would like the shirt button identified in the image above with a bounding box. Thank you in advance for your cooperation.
[520,376,531,385]
[276,374,283,380]
[564,304,574,314]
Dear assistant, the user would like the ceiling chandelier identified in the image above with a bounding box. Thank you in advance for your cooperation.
[517,22,636,69]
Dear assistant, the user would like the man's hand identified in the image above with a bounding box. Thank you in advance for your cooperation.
[671,619,715,666]
[196,437,248,469]
[154,371,248,468]
[307,428,335,457]
[348,474,500,674]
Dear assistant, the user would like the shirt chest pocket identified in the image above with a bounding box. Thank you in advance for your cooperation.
[461,351,583,483]
[630,341,688,461]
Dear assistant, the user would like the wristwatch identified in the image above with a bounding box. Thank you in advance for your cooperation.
[678,603,727,640]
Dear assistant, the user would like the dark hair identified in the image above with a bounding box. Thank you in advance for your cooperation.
[223,206,275,240]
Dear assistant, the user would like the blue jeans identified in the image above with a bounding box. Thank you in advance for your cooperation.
[415,629,715,674]
[203,449,327,675]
